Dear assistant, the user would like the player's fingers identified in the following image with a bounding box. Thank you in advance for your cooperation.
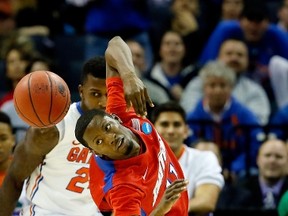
[130,96,141,115]
[139,90,147,116]
[125,95,132,110]
[167,194,181,202]
[132,90,146,117]
[144,89,154,108]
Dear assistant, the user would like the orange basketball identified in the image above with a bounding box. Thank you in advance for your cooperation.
[13,71,71,128]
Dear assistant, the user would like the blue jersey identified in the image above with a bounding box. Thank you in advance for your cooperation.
[187,97,263,174]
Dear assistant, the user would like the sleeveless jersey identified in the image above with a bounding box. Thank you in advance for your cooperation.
[22,102,102,216]
[89,77,188,215]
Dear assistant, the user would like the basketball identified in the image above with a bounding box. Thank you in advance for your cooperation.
[13,71,71,128]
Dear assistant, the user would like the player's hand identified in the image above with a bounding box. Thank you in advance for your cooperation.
[122,74,154,117]
[150,179,188,216]
[25,126,59,153]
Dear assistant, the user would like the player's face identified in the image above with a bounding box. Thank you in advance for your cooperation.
[257,140,288,180]
[218,40,248,74]
[79,74,107,111]
[0,122,14,164]
[154,112,188,154]
[203,76,232,111]
[83,115,141,160]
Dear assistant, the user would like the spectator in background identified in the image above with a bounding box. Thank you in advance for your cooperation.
[26,54,55,72]
[194,140,253,211]
[199,0,288,106]
[151,101,224,214]
[84,0,153,70]
[186,60,264,177]
[269,55,288,110]
[236,139,288,211]
[148,30,197,101]
[217,139,288,214]
[221,0,244,21]
[0,111,15,186]
[1,53,51,143]
[0,1,15,38]
[0,111,28,215]
[181,39,270,125]
[0,40,35,107]
[126,40,171,111]
[148,0,206,66]
[277,0,288,32]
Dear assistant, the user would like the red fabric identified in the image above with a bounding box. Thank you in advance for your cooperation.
[89,77,188,215]
[0,91,13,108]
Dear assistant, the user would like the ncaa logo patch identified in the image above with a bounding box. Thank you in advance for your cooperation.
[141,122,152,135]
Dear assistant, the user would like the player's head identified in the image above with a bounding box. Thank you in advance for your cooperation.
[79,56,107,111]
[75,109,141,160]
[151,101,189,156]
[0,111,15,165]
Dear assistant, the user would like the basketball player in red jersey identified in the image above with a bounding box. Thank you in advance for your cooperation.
[75,36,189,215]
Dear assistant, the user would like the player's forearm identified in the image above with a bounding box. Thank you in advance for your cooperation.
[105,36,136,78]
[0,175,23,215]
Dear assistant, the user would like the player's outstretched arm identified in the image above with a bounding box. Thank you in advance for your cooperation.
[150,179,188,216]
[0,126,59,215]
[105,36,154,117]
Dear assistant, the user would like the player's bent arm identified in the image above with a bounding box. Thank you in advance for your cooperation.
[188,184,221,213]
[105,36,153,116]
[0,126,59,216]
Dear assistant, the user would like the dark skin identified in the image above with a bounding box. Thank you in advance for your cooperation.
[86,36,187,215]
[0,36,186,216]
[0,75,107,215]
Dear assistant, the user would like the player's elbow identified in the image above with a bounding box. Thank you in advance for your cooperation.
[108,36,124,47]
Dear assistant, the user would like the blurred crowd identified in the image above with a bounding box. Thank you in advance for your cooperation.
[2,0,288,215]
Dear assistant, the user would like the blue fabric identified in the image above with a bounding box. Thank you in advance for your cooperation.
[95,155,116,194]
[199,20,288,67]
[85,0,150,33]
[270,105,288,140]
[187,97,263,174]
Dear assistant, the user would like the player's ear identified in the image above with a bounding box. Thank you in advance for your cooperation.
[111,114,122,123]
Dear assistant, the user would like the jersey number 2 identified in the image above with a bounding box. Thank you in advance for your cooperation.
[66,167,89,193]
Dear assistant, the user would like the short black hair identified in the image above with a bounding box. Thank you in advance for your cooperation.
[150,101,186,124]
[240,0,269,22]
[0,111,11,127]
[80,56,106,84]
[75,109,109,148]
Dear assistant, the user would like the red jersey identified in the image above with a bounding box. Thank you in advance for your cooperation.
[89,77,188,216]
